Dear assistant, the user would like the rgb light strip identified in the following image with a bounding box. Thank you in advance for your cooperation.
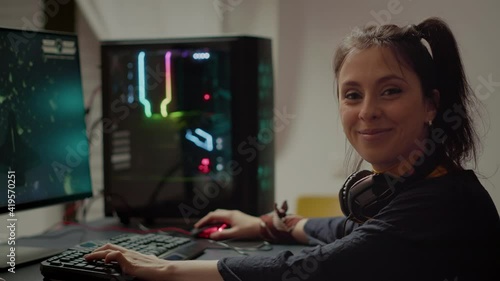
[138,51,152,117]
[161,51,173,117]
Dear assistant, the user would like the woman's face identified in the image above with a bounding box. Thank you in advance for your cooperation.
[338,46,437,172]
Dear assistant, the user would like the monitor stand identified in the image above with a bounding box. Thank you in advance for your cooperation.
[0,243,62,270]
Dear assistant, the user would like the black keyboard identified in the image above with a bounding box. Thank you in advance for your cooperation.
[40,233,206,281]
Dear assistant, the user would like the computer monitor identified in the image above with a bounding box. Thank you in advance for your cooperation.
[0,27,92,266]
[101,36,275,225]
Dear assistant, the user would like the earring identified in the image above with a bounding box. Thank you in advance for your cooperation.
[428,120,433,126]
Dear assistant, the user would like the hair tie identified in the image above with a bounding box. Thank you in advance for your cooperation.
[412,24,434,59]
[420,38,433,59]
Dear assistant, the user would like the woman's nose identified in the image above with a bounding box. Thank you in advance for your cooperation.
[358,97,382,121]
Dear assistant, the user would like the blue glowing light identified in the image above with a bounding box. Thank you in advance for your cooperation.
[138,51,152,117]
[192,52,210,60]
[185,128,213,151]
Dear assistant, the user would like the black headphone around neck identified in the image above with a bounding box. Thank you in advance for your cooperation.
[339,156,439,224]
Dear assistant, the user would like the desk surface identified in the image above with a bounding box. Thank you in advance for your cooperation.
[0,218,306,281]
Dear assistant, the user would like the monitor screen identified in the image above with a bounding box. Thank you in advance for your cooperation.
[0,27,93,214]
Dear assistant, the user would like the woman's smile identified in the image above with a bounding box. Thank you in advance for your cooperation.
[357,128,393,141]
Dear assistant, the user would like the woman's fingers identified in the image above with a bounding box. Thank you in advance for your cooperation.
[84,243,131,261]
[194,209,232,228]
[209,227,239,240]
[103,250,126,264]
[195,209,261,240]
[84,249,115,261]
[83,243,170,281]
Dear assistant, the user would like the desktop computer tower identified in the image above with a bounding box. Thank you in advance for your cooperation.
[100,36,274,225]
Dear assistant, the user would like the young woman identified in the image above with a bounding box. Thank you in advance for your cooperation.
[85,17,500,281]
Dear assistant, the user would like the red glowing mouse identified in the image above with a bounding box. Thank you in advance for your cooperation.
[192,223,229,239]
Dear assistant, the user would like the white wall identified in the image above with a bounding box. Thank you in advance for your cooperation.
[1,0,499,239]
[77,0,224,40]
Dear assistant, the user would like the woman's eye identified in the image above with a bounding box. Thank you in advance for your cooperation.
[345,92,361,100]
[382,88,402,96]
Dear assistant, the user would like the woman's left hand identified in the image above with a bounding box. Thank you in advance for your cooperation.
[84,243,169,281]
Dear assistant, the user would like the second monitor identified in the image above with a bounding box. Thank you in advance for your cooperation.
[101,36,275,225]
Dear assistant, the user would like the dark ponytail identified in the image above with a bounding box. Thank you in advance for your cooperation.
[334,17,480,171]
[416,18,479,169]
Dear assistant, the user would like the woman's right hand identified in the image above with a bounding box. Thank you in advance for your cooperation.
[194,209,262,240]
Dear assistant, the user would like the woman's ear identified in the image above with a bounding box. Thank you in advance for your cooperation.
[426,89,440,122]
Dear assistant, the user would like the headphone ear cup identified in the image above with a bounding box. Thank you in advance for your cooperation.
[339,170,373,218]
[340,156,439,224]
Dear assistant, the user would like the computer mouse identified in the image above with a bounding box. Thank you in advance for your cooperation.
[191,223,230,239]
